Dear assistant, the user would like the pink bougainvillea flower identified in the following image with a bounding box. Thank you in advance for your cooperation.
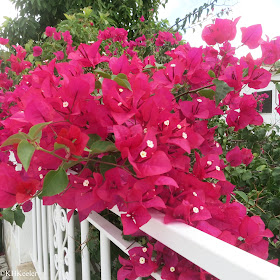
[226,94,263,131]
[140,15,145,22]
[22,200,33,212]
[33,46,42,57]
[202,17,240,45]
[62,30,72,44]
[53,51,64,60]
[226,146,243,167]
[241,148,254,165]
[193,152,226,181]
[239,216,273,245]
[129,244,158,277]
[241,24,263,49]
[246,68,271,89]
[53,31,61,40]
[45,26,56,37]
[56,125,89,157]
[0,37,9,45]
[0,163,39,207]
[121,206,151,235]
[16,179,39,204]
[261,36,280,64]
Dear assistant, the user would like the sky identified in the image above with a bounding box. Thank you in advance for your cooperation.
[0,0,280,58]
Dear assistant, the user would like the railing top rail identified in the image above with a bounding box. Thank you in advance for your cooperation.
[111,206,280,280]
[87,210,162,280]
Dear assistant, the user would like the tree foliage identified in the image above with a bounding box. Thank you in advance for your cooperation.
[0,0,228,46]
[0,0,167,45]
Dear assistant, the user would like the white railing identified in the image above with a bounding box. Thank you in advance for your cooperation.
[31,198,280,280]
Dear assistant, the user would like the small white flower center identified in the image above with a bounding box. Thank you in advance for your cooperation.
[142,247,147,253]
[193,192,197,197]
[193,207,199,213]
[119,88,124,92]
[146,140,154,148]
[182,132,188,139]
[140,151,147,158]
[38,166,42,171]
[200,206,204,210]
[63,101,69,108]
[216,143,220,148]
[177,124,182,129]
[117,102,122,106]
[207,160,212,166]
[212,183,216,188]
[139,257,146,264]
[215,166,221,171]
[197,99,202,103]
[143,128,147,134]
[83,179,89,187]
[170,267,175,272]
[39,174,43,179]
[164,120,170,126]
[170,63,176,67]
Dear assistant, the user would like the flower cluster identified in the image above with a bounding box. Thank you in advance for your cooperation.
[0,16,279,279]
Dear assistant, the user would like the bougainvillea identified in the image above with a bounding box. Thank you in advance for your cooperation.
[0,16,279,279]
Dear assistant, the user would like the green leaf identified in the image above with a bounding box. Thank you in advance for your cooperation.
[90,141,118,154]
[144,64,155,70]
[256,165,267,172]
[208,70,216,78]
[17,140,35,172]
[272,167,280,184]
[116,73,128,80]
[87,134,101,148]
[269,198,280,215]
[1,133,29,147]
[94,69,111,79]
[198,88,215,100]
[268,218,280,232]
[113,76,132,91]
[99,155,116,176]
[213,79,234,105]
[241,171,252,181]
[234,190,248,203]
[276,83,280,92]
[154,62,165,69]
[14,208,25,228]
[39,167,69,198]
[28,121,52,139]
[54,142,69,151]
[242,68,249,77]
[2,208,15,225]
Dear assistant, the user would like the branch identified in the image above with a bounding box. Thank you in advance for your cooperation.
[173,83,214,99]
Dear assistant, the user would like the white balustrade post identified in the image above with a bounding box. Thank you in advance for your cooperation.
[55,205,64,280]
[100,232,111,280]
[81,219,91,280]
[35,197,43,273]
[32,198,38,262]
[67,210,76,279]
[41,201,49,279]
[47,205,56,280]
